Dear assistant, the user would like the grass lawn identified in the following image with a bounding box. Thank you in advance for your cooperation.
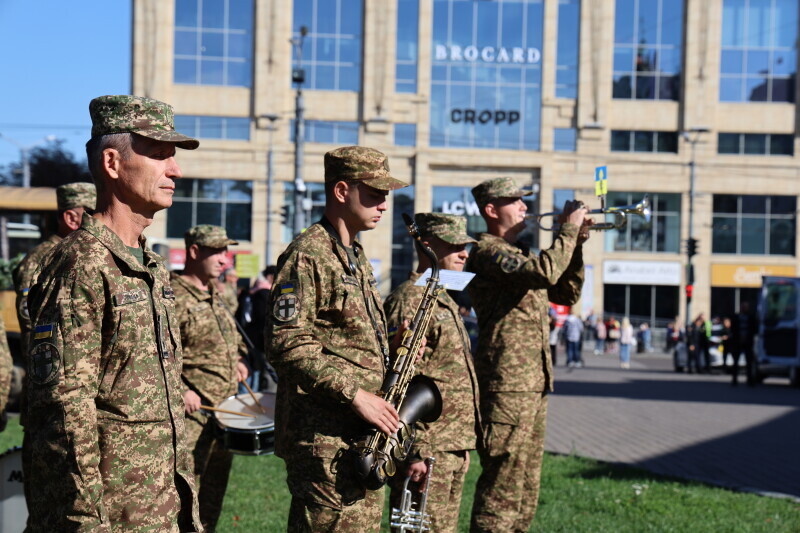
[2,418,798,532]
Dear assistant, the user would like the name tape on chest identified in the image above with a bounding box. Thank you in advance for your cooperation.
[113,289,149,306]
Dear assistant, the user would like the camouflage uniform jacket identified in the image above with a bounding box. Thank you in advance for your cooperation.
[466,224,584,394]
[171,273,245,407]
[0,312,11,414]
[25,214,201,531]
[13,234,62,350]
[383,272,480,458]
[266,218,389,460]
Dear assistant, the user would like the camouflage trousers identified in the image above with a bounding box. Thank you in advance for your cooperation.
[284,452,384,532]
[185,411,234,532]
[470,392,549,533]
[389,450,470,533]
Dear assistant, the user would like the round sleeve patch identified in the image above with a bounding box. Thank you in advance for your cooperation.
[500,254,523,273]
[273,293,299,322]
[29,342,61,386]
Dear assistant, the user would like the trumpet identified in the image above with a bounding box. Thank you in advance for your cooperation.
[390,457,435,532]
[528,194,651,231]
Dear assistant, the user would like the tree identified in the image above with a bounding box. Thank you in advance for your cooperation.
[0,139,91,188]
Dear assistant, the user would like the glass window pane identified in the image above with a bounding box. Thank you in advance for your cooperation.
[770,134,794,155]
[770,195,796,215]
[614,48,634,71]
[746,50,770,75]
[228,32,250,57]
[166,201,193,238]
[554,128,577,152]
[174,116,198,138]
[224,180,253,202]
[610,131,630,151]
[175,30,198,55]
[633,131,654,152]
[198,180,224,199]
[657,132,678,153]
[630,214,653,252]
[743,134,767,154]
[655,285,679,321]
[174,59,197,84]
[635,75,656,99]
[228,1,252,31]
[769,218,795,255]
[227,60,251,87]
[745,76,769,102]
[629,285,652,320]
[201,31,224,56]
[225,203,251,241]
[740,217,766,254]
[200,59,225,84]
[637,0,659,46]
[712,216,737,253]
[771,78,794,103]
[721,0,746,47]
[660,1,684,47]
[175,0,199,27]
[202,0,225,29]
[394,123,417,147]
[720,50,744,74]
[612,74,633,98]
[741,196,767,214]
[614,0,635,43]
[225,118,250,140]
[718,133,740,154]
[199,116,223,139]
[174,178,195,198]
[196,202,222,226]
[719,77,743,101]
[713,195,738,214]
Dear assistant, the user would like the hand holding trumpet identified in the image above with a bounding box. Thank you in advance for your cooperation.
[556,200,594,244]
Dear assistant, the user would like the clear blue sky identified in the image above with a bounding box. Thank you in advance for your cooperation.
[0,0,132,172]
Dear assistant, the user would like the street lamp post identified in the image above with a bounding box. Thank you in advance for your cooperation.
[290,26,309,237]
[681,127,709,333]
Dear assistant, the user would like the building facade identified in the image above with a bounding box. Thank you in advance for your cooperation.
[133,0,800,328]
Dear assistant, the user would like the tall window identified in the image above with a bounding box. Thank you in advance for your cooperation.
[396,0,420,93]
[712,194,796,255]
[430,0,544,150]
[167,179,253,241]
[604,284,679,327]
[556,0,581,99]
[292,0,363,91]
[604,192,680,253]
[174,0,253,87]
[175,115,250,140]
[720,0,797,102]
[613,0,683,100]
[391,186,416,290]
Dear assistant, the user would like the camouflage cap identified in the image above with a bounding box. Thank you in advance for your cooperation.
[324,146,408,191]
[56,182,96,211]
[471,177,533,208]
[89,95,199,150]
[184,225,238,249]
[415,213,477,245]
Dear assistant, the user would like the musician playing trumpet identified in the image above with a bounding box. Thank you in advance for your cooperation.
[467,177,592,532]
[384,213,481,533]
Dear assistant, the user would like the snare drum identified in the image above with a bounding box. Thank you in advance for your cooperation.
[213,392,276,455]
[0,447,26,532]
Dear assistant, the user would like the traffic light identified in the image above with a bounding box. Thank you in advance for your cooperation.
[685,284,694,302]
[279,204,291,226]
[686,237,699,258]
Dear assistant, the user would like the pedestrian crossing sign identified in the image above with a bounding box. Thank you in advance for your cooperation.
[595,166,608,196]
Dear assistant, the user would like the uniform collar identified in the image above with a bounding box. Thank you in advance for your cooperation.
[80,213,164,274]
[170,271,213,301]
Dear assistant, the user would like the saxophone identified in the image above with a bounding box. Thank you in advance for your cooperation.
[353,213,444,490]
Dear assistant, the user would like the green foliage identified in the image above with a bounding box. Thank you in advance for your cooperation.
[0,420,797,532]
[0,255,23,290]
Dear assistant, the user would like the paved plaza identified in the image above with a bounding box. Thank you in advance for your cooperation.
[545,347,800,500]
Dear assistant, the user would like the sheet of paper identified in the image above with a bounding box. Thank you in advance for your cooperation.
[413,268,475,291]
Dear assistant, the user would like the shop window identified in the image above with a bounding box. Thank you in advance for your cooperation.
[604,192,680,253]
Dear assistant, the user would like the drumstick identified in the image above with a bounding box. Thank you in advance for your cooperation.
[201,405,257,418]
[240,379,268,414]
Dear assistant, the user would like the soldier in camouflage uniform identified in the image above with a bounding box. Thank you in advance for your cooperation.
[467,177,590,532]
[0,313,11,430]
[173,225,249,532]
[25,95,202,531]
[13,182,97,355]
[12,182,96,521]
[385,213,481,533]
[266,146,408,532]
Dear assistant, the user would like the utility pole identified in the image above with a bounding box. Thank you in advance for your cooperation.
[259,114,279,265]
[290,26,309,237]
[681,127,709,333]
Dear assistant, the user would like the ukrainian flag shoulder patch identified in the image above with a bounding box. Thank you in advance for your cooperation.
[33,324,55,340]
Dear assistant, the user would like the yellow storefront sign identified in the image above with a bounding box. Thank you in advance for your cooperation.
[235,253,261,279]
[711,264,796,288]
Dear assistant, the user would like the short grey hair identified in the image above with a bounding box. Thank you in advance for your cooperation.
[85,132,134,190]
